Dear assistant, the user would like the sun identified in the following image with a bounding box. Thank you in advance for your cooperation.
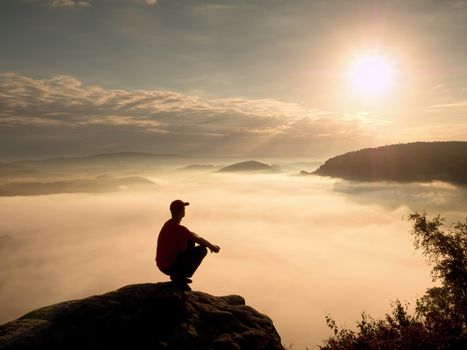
[348,52,395,98]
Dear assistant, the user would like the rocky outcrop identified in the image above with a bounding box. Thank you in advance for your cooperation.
[0,283,283,350]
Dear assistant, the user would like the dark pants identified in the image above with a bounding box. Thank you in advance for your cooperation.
[164,241,208,281]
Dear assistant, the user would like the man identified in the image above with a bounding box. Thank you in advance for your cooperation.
[156,199,220,291]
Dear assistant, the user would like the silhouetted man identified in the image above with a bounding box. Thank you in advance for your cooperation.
[156,200,220,291]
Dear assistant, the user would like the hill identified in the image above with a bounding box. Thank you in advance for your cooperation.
[0,283,284,350]
[218,161,276,173]
[313,142,467,185]
[12,152,187,168]
[0,175,157,196]
[178,164,216,172]
[0,152,194,182]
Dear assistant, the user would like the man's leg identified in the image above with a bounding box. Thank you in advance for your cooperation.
[182,245,208,278]
[170,244,208,281]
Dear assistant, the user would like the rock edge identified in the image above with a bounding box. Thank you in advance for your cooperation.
[0,282,284,350]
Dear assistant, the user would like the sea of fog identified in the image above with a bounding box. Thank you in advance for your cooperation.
[1,173,466,348]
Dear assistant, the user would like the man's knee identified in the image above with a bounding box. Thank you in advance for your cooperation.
[160,268,171,276]
[198,245,208,257]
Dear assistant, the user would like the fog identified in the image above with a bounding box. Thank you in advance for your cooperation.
[1,173,466,348]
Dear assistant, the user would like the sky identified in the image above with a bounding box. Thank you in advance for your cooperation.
[1,0,467,159]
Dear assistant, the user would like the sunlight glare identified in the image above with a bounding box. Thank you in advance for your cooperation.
[349,52,395,97]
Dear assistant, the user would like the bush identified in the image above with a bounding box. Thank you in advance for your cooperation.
[320,212,467,350]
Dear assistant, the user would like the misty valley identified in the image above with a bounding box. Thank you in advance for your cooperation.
[1,148,466,348]
[2,0,467,346]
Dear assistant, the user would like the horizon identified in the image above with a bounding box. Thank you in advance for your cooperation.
[1,140,466,163]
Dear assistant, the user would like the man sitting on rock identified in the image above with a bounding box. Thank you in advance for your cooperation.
[156,199,221,291]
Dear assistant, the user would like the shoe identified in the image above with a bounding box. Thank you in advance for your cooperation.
[172,280,191,291]
[170,275,192,284]
[170,276,192,291]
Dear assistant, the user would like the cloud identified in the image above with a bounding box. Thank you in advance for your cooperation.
[333,180,467,216]
[429,100,467,109]
[51,0,91,7]
[450,0,467,8]
[0,72,382,159]
[31,0,157,7]
[2,174,462,347]
[192,2,234,15]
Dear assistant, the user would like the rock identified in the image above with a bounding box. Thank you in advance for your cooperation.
[0,283,284,350]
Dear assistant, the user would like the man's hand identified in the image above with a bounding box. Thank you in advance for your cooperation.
[208,244,221,253]
[192,232,220,253]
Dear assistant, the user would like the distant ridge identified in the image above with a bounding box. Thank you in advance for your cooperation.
[217,160,275,173]
[12,152,189,166]
[0,175,157,196]
[179,164,216,171]
[313,141,467,185]
[0,152,196,180]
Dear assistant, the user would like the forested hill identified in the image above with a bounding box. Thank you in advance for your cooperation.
[313,142,467,185]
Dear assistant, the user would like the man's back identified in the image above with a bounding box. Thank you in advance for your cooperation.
[156,218,194,271]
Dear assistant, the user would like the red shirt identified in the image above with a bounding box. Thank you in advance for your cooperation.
[156,219,194,271]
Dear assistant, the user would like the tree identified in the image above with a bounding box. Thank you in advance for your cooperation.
[320,212,467,350]
[409,212,466,347]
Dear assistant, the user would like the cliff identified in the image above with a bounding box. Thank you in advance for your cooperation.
[0,283,283,350]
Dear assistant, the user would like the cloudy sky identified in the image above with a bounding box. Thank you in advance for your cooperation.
[1,0,466,160]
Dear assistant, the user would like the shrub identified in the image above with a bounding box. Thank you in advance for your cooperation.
[320,212,467,350]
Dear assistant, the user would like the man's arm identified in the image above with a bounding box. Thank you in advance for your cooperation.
[191,232,220,253]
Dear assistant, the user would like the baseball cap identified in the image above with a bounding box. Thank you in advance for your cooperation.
[170,199,189,214]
